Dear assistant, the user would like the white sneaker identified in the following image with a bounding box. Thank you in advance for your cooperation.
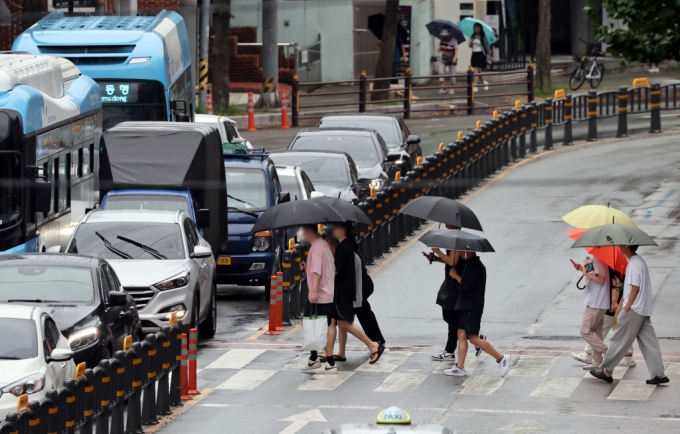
[301,358,321,372]
[474,87,479,93]
[438,88,447,94]
[432,350,455,361]
[623,353,636,367]
[483,85,489,91]
[499,354,511,377]
[312,362,337,375]
[571,352,593,365]
[483,81,489,91]
[448,89,455,95]
[444,366,467,377]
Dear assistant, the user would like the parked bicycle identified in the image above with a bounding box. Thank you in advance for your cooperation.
[570,39,606,91]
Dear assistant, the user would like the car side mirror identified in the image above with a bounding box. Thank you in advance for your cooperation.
[197,209,211,229]
[231,137,246,145]
[46,245,61,253]
[385,154,402,162]
[406,134,421,145]
[107,291,128,307]
[32,181,51,214]
[279,192,291,204]
[191,245,213,259]
[310,191,325,198]
[49,348,73,362]
[357,176,371,183]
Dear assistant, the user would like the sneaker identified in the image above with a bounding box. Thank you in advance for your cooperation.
[438,88,447,94]
[499,354,511,377]
[444,366,467,377]
[432,350,455,361]
[483,85,489,91]
[448,89,455,95]
[312,362,337,375]
[474,86,479,93]
[475,334,486,357]
[301,358,321,372]
[624,352,636,367]
[571,352,593,365]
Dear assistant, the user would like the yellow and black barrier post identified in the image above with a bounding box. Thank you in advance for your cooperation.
[650,82,662,133]
[587,89,598,142]
[563,93,574,146]
[127,339,144,434]
[140,334,158,426]
[110,351,126,434]
[529,102,538,153]
[544,97,554,150]
[282,246,293,326]
[155,329,173,416]
[616,86,629,138]
[518,103,528,157]
[357,201,373,265]
[387,177,399,248]
[290,241,303,319]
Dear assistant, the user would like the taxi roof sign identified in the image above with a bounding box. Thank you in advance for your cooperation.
[376,406,411,425]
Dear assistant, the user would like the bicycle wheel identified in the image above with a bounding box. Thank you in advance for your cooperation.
[589,62,605,88]
[569,64,587,91]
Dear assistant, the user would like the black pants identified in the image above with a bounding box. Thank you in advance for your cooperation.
[442,308,460,353]
[354,299,385,345]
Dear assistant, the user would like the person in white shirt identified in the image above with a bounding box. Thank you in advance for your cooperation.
[590,245,669,384]
[438,30,458,95]
[571,257,609,369]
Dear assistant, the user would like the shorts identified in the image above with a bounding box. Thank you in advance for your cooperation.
[305,301,334,327]
[334,302,355,323]
[458,311,482,336]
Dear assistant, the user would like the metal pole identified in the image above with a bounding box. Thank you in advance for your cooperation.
[198,0,210,109]
[261,0,279,107]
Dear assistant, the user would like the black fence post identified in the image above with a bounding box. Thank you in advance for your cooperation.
[616,86,629,138]
[503,112,511,165]
[529,102,538,153]
[291,75,299,127]
[156,329,173,416]
[519,104,527,157]
[95,360,110,434]
[141,335,158,426]
[544,97,553,150]
[467,66,474,116]
[404,70,411,119]
[291,243,302,319]
[510,107,518,160]
[650,82,662,133]
[281,249,293,326]
[563,94,574,146]
[587,89,598,142]
[359,71,367,113]
[527,63,535,102]
[127,342,144,434]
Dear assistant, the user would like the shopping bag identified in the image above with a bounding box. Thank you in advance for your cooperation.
[303,305,328,352]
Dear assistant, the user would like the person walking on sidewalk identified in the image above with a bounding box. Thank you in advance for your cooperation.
[570,256,610,369]
[590,245,669,385]
[444,251,511,377]
[438,30,458,94]
[299,224,338,374]
[426,245,462,362]
[468,23,492,92]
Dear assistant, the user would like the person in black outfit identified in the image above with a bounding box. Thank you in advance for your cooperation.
[354,263,386,345]
[444,252,512,377]
[426,246,463,361]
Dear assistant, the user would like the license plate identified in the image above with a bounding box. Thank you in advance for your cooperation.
[216,256,231,265]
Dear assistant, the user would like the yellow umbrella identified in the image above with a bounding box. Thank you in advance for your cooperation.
[562,204,637,228]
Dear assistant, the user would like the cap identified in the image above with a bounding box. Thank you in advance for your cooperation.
[440,29,451,36]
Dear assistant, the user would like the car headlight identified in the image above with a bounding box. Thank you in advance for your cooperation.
[252,231,272,252]
[160,304,186,319]
[154,271,190,291]
[369,179,386,190]
[1,373,45,397]
[68,327,99,350]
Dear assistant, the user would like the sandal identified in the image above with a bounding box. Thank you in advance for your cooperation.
[369,343,385,364]
[320,355,347,363]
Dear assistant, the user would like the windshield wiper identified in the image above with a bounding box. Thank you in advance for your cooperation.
[5,299,56,303]
[0,356,21,360]
[227,194,259,209]
[95,232,132,260]
[228,206,259,218]
[116,235,167,260]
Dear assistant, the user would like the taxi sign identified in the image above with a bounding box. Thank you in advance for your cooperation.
[376,406,411,424]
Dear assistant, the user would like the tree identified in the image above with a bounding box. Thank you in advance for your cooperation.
[586,0,680,64]
[535,0,551,91]
[212,0,232,110]
[372,0,399,101]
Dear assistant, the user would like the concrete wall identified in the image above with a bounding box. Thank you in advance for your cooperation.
[432,0,478,73]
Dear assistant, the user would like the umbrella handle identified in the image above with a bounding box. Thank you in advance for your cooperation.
[576,275,586,290]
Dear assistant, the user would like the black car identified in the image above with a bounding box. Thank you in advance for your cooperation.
[287,128,399,191]
[270,151,366,202]
[0,254,141,366]
[317,114,422,173]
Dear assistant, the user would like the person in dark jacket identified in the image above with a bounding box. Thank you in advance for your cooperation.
[444,252,511,377]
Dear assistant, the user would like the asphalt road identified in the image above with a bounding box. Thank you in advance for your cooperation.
[181,130,680,434]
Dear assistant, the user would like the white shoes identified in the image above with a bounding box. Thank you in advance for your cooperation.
[483,81,489,91]
[301,358,321,372]
[438,88,447,94]
[444,366,467,377]
[474,86,479,93]
[571,352,593,365]
[448,89,456,95]
[432,350,455,361]
[312,362,337,375]
[499,354,512,377]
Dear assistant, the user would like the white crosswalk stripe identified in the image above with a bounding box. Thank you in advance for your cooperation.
[459,375,506,395]
[510,356,557,377]
[298,372,354,391]
[607,380,656,401]
[374,373,428,393]
[583,366,628,380]
[205,349,266,370]
[355,351,412,373]
[216,369,277,390]
[530,377,582,398]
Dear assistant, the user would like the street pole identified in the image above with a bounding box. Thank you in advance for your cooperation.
[198,0,210,110]
[94,0,104,15]
[261,0,278,107]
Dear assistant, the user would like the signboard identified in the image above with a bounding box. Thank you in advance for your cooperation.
[52,0,94,8]
[397,5,411,74]
[98,83,140,104]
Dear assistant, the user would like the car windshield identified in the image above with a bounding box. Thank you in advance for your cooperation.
[0,318,38,360]
[278,173,303,200]
[318,119,400,145]
[290,135,381,168]
[271,155,350,188]
[225,168,268,211]
[67,222,185,260]
[104,195,191,215]
[0,266,94,303]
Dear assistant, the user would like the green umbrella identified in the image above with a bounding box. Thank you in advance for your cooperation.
[571,224,657,248]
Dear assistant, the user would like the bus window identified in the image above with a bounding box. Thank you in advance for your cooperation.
[100,81,167,130]
[0,154,21,232]
[58,153,70,210]
[83,144,91,175]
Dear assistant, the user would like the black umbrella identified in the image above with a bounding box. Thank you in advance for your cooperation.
[398,196,483,231]
[310,196,373,226]
[420,229,495,253]
[425,19,466,44]
[367,13,408,41]
[251,200,345,233]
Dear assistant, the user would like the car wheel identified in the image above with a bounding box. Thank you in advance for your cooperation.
[199,283,217,338]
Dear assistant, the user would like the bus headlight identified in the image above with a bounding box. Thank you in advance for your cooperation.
[128,57,150,64]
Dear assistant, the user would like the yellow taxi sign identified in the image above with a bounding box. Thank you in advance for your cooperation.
[633,77,650,89]
[554,89,566,100]
[376,406,411,425]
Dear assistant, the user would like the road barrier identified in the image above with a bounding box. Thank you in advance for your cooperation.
[0,315,187,434]
[247,92,256,132]
[280,90,290,129]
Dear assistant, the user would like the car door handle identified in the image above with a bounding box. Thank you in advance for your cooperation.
[200,263,207,268]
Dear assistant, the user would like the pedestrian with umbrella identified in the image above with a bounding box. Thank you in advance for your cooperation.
[425,20,465,95]
[570,225,668,385]
[367,13,408,84]
[459,18,494,91]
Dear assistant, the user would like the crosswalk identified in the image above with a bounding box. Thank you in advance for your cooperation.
[199,349,676,401]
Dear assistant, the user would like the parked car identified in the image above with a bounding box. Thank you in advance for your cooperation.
[0,304,75,419]
[275,165,325,201]
[0,254,140,366]
[64,210,217,338]
[287,128,397,190]
[270,151,365,202]
[220,149,289,296]
[317,114,422,173]
[195,114,253,148]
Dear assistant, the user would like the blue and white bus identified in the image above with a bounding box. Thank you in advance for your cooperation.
[0,54,102,254]
[13,10,193,130]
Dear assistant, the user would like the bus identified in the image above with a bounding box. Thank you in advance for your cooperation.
[13,10,193,131]
[0,54,102,254]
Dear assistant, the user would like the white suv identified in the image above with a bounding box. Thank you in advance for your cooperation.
[65,210,217,338]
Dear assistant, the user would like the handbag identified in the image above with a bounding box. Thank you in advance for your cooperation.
[302,304,328,352]
[436,278,459,311]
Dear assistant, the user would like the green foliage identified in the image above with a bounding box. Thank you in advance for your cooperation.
[587,0,680,64]
[212,104,247,116]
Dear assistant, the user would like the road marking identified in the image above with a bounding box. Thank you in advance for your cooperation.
[459,375,505,395]
[530,377,581,398]
[142,388,213,434]
[499,419,548,432]
[205,349,266,370]
[527,322,543,335]
[664,362,680,379]
[434,353,485,374]
[297,372,354,391]
[282,354,305,371]
[583,366,628,380]
[245,322,269,340]
[216,369,277,390]
[510,356,557,377]
[374,373,428,393]
[607,380,656,401]
[277,409,327,434]
[355,351,412,373]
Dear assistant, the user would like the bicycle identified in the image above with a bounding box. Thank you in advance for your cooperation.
[569,39,606,91]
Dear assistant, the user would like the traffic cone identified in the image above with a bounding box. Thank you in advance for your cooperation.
[207,93,213,115]
[247,92,256,132]
[265,276,279,335]
[280,90,290,129]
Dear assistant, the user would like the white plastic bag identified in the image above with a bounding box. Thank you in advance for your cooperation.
[302,305,328,352]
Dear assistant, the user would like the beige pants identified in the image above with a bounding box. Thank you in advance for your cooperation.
[584,313,634,359]
[580,306,608,364]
